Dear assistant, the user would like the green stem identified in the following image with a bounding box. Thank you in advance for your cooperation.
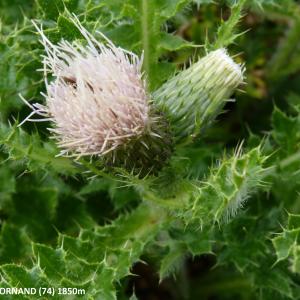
[141,0,150,78]
[279,150,300,169]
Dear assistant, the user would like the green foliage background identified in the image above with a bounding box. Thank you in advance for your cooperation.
[1,0,300,299]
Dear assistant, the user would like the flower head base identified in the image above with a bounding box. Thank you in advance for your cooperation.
[22,17,150,158]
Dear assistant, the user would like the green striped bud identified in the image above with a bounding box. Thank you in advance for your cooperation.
[153,49,244,144]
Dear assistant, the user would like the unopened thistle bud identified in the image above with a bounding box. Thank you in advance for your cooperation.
[153,49,244,143]
[20,17,173,175]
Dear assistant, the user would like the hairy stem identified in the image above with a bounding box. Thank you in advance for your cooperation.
[141,0,150,78]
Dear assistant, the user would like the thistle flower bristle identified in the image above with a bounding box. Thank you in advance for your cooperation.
[22,17,150,159]
[211,48,244,81]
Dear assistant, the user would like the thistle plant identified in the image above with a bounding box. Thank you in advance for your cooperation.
[1,1,300,300]
[21,18,243,177]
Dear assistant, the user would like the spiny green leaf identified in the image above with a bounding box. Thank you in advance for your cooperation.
[0,203,166,299]
[181,147,267,225]
[272,213,300,274]
[36,0,64,20]
[0,123,77,175]
[159,243,186,281]
[212,0,246,49]
[158,32,194,52]
[271,107,300,154]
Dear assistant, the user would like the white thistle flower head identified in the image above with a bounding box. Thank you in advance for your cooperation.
[20,16,150,158]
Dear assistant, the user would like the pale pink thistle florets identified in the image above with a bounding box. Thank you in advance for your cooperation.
[21,17,150,158]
